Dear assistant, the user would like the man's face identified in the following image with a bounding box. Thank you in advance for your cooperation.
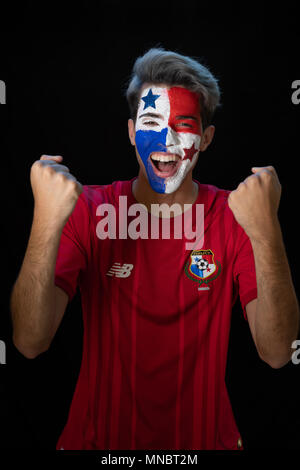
[134,85,202,194]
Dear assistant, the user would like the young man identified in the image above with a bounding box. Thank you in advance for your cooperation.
[10,48,299,450]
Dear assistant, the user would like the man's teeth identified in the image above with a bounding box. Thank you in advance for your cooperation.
[151,154,179,162]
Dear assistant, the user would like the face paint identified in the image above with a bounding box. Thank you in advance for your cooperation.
[135,86,202,194]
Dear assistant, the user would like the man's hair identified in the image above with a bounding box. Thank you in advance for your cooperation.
[125,47,221,130]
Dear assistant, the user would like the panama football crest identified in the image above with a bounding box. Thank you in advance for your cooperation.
[185,249,221,290]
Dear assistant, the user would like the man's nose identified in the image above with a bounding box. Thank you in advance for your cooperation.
[166,126,181,147]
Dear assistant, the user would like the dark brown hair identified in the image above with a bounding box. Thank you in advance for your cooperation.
[125,47,221,130]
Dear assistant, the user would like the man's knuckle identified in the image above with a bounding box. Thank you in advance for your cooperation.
[250,175,259,185]
[31,160,41,171]
[245,175,252,184]
[262,170,272,180]
[67,178,77,190]
[56,171,68,182]
[44,164,55,174]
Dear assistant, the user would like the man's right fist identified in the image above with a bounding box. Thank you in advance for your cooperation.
[30,155,83,228]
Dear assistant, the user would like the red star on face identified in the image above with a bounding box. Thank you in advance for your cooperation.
[183,142,198,161]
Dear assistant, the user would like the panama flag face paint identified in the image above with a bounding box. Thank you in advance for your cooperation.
[135,86,202,194]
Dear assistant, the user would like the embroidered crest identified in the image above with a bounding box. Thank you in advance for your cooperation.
[185,249,221,291]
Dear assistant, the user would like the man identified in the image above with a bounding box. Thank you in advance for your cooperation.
[10,48,299,450]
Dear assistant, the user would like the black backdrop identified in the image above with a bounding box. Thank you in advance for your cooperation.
[0,1,299,451]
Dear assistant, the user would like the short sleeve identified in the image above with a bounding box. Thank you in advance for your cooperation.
[233,226,257,321]
[54,192,90,302]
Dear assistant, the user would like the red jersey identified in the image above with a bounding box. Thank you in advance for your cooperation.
[54,178,257,450]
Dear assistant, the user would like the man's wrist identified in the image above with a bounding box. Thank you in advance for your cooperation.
[248,215,283,249]
[32,206,66,235]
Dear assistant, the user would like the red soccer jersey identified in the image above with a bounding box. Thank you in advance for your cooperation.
[54,178,257,450]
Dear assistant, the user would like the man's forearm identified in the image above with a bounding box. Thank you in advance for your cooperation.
[10,211,63,356]
[250,217,300,364]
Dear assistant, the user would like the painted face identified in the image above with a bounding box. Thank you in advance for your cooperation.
[135,85,202,194]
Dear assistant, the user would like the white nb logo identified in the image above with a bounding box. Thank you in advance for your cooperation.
[106,263,134,278]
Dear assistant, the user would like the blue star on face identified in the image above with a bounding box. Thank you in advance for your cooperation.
[141,88,160,110]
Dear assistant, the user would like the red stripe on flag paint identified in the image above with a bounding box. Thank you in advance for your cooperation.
[167,87,202,135]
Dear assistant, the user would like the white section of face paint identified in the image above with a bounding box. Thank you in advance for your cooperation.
[165,148,200,194]
[164,127,201,193]
[135,86,170,132]
[166,129,201,159]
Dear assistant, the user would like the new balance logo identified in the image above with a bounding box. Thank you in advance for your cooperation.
[106,263,134,278]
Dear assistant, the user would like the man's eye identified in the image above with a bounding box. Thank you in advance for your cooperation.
[143,120,159,126]
[176,122,192,128]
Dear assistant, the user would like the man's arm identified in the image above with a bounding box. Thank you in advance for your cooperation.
[229,166,299,368]
[245,220,299,368]
[10,216,69,359]
[10,155,82,359]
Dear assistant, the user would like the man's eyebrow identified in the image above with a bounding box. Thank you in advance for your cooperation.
[139,112,164,119]
[176,115,198,121]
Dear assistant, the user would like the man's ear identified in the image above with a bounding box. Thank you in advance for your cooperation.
[199,125,215,152]
[128,119,136,146]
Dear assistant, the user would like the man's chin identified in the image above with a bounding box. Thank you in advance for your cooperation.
[148,175,184,195]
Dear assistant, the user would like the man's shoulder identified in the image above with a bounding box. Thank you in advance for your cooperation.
[195,180,231,204]
[80,179,133,206]
[67,179,133,224]
[195,180,251,251]
[195,180,238,228]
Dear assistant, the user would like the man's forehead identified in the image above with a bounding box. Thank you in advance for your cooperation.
[138,84,201,117]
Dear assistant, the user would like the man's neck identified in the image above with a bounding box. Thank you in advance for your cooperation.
[132,171,199,217]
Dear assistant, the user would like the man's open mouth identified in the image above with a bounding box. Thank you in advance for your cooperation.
[150,152,181,178]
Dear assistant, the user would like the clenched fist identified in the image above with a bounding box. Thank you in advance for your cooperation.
[30,155,82,229]
[228,166,282,242]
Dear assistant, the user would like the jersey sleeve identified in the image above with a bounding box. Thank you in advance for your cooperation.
[233,225,257,321]
[54,191,90,302]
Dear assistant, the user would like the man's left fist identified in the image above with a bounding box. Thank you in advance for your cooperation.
[228,166,282,241]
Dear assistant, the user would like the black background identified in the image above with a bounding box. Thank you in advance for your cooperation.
[0,0,299,451]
